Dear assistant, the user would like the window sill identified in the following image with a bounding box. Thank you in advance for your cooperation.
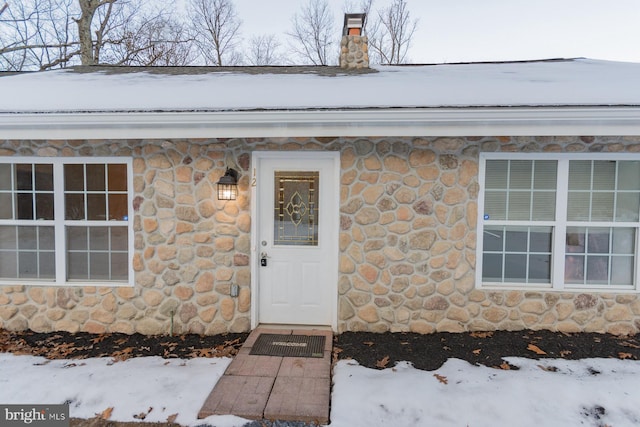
[479,284,638,293]
[0,280,133,288]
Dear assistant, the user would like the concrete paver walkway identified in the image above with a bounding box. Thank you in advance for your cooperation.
[198,327,332,424]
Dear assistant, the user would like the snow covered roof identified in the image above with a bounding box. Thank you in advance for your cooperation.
[2,58,640,113]
[1,58,640,139]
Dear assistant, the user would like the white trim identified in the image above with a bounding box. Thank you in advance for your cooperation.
[250,151,340,331]
[53,162,66,285]
[552,160,569,290]
[2,107,640,140]
[475,156,487,292]
[478,152,640,161]
[250,156,258,329]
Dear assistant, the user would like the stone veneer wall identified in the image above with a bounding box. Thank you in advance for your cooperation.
[1,136,640,336]
[339,35,369,69]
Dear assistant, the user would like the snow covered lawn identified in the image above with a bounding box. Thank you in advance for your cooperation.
[0,355,244,427]
[330,358,640,427]
[1,353,639,427]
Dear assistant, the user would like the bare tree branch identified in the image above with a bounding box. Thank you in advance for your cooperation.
[0,42,76,54]
[39,48,79,69]
[76,0,192,67]
[112,17,195,66]
[287,0,335,66]
[368,0,417,64]
[189,0,242,66]
[246,34,282,66]
[92,0,114,63]
[0,0,80,70]
[0,0,193,70]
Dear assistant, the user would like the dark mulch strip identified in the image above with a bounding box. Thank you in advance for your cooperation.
[2,328,639,371]
[335,330,640,370]
[0,329,248,360]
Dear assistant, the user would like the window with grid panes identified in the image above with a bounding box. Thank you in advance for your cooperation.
[0,158,132,285]
[478,154,640,291]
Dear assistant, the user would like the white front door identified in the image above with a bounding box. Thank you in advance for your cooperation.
[252,152,339,328]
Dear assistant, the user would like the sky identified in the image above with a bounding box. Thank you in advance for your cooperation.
[190,0,640,64]
[2,353,640,426]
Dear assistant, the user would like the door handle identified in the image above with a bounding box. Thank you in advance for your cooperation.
[260,252,270,267]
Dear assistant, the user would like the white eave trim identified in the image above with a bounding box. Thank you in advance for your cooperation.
[1,106,640,139]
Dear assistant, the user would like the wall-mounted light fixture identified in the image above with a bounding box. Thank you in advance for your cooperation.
[217,167,239,200]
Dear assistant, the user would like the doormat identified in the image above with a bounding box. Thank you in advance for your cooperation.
[249,334,325,358]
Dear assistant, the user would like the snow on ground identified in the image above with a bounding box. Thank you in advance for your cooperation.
[0,354,245,427]
[1,353,640,427]
[330,358,640,427]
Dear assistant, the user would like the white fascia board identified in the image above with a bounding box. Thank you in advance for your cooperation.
[1,107,640,140]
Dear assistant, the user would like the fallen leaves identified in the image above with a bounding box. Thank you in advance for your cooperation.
[206,338,242,357]
[167,413,178,423]
[376,356,390,369]
[620,340,640,349]
[222,337,242,350]
[619,352,634,360]
[160,342,179,358]
[472,349,482,355]
[110,347,134,362]
[48,342,80,359]
[433,373,448,384]
[499,362,511,370]
[332,346,343,364]
[470,331,494,339]
[133,407,153,420]
[187,348,217,358]
[527,344,547,355]
[98,407,113,420]
[90,335,107,345]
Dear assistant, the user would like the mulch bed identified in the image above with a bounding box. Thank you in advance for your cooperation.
[0,329,248,360]
[1,328,639,371]
[336,330,640,370]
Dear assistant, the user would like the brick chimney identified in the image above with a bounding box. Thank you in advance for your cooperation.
[340,13,369,69]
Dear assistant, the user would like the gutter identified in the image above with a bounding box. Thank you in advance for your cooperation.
[1,106,640,139]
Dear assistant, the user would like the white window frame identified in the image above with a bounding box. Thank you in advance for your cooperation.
[477,152,640,293]
[0,157,134,287]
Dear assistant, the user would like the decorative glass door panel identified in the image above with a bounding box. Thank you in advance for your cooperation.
[274,171,319,246]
